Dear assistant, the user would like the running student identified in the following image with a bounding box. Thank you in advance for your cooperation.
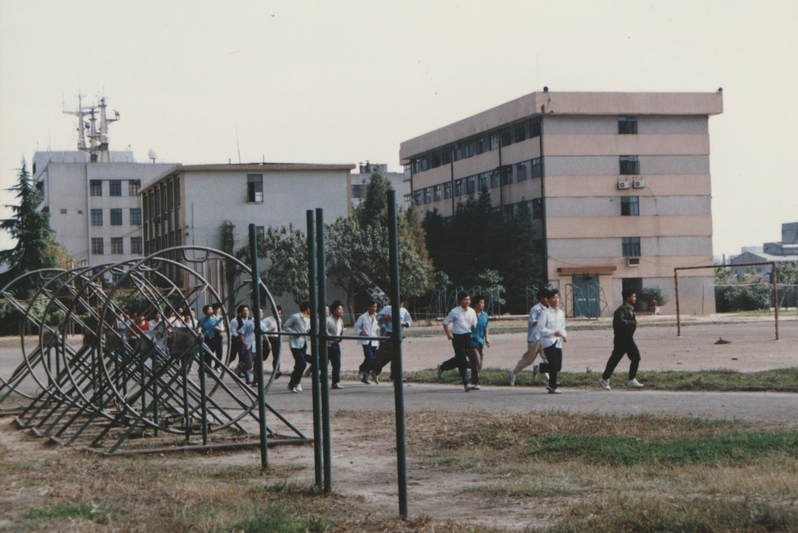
[535,289,566,394]
[354,300,379,384]
[325,300,345,389]
[284,302,311,393]
[438,291,479,392]
[466,294,490,387]
[508,288,550,386]
[599,288,644,390]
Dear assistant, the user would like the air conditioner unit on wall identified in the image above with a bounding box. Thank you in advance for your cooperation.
[627,257,640,266]
[632,179,645,189]
[617,181,630,189]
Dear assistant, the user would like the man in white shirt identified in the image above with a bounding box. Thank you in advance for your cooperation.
[438,291,479,392]
[535,289,567,394]
[508,288,550,386]
[354,300,379,384]
[235,305,256,385]
[284,302,311,393]
[325,300,345,389]
[261,305,282,378]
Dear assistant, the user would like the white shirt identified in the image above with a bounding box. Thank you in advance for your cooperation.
[354,311,379,346]
[527,303,547,342]
[326,316,343,346]
[538,307,567,349]
[262,316,279,337]
[443,306,477,335]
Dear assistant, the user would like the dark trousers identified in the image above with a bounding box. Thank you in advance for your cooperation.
[540,345,563,390]
[467,345,483,385]
[202,335,216,367]
[211,334,224,368]
[440,333,472,385]
[359,344,377,373]
[369,339,398,377]
[289,346,308,387]
[328,343,342,384]
[237,344,253,373]
[264,336,281,372]
[601,338,641,381]
[229,337,240,366]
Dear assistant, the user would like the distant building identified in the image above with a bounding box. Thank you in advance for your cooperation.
[731,222,798,280]
[350,162,410,208]
[400,90,723,316]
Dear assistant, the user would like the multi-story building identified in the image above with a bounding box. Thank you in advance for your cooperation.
[350,162,411,209]
[33,150,173,273]
[400,90,723,316]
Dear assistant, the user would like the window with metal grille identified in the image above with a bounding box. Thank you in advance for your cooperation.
[466,176,476,194]
[433,184,442,202]
[621,196,640,216]
[444,182,453,199]
[110,209,123,226]
[247,174,264,203]
[414,190,423,206]
[622,237,641,257]
[404,165,412,181]
[424,187,432,204]
[620,155,640,175]
[420,157,429,171]
[131,237,143,254]
[129,180,141,196]
[531,157,542,178]
[109,180,122,196]
[489,133,499,150]
[618,116,638,134]
[91,209,103,226]
[404,194,412,209]
[463,141,474,158]
[92,238,104,255]
[455,179,464,197]
[516,162,528,182]
[111,237,124,254]
[90,180,102,196]
[130,208,142,225]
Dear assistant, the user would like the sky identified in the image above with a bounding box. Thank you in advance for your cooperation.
[1,0,796,258]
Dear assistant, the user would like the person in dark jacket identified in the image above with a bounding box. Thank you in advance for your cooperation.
[599,288,644,390]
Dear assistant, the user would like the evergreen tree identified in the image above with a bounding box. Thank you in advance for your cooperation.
[0,160,60,297]
[502,200,544,313]
[354,170,393,229]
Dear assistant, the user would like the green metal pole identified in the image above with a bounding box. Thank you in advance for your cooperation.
[307,210,323,488]
[249,224,268,470]
[388,190,409,517]
[199,342,208,445]
[316,208,332,493]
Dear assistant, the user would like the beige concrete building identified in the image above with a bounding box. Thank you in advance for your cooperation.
[400,90,723,316]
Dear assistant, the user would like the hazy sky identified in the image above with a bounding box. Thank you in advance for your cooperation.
[1,0,796,257]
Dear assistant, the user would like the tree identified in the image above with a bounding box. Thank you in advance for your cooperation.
[235,224,309,305]
[354,170,393,229]
[502,200,545,313]
[0,160,61,297]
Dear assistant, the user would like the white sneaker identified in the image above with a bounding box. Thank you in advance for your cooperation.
[472,384,481,391]
[508,370,516,386]
[599,378,611,390]
[303,366,312,378]
[548,388,562,394]
[296,384,303,392]
[627,378,644,389]
[464,384,478,392]
[532,364,540,382]
[332,382,344,389]
[437,364,443,379]
[291,386,299,393]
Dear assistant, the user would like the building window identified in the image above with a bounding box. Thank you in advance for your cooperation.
[90,180,102,196]
[503,204,515,223]
[463,141,474,158]
[516,162,528,182]
[420,157,429,171]
[60,208,67,215]
[622,237,641,257]
[404,164,412,181]
[500,129,513,147]
[431,152,441,169]
[531,198,544,219]
[441,148,451,165]
[352,184,363,199]
[620,155,640,175]
[247,174,264,203]
[529,118,542,139]
[531,157,542,178]
[131,237,143,254]
[167,181,174,209]
[455,179,464,197]
[618,116,638,134]
[129,180,141,196]
[466,176,476,194]
[404,194,412,210]
[112,272,123,285]
[514,124,527,143]
[621,196,640,216]
[489,132,499,150]
[111,237,124,255]
[91,238,104,255]
[414,190,423,206]
[476,136,486,154]
[490,171,500,189]
[424,187,432,204]
[444,182,453,199]
[109,180,122,196]
[110,209,123,226]
[478,173,489,192]
[174,178,180,207]
[500,166,513,185]
[453,144,462,162]
[434,184,442,202]
[91,209,103,226]
[130,208,142,226]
